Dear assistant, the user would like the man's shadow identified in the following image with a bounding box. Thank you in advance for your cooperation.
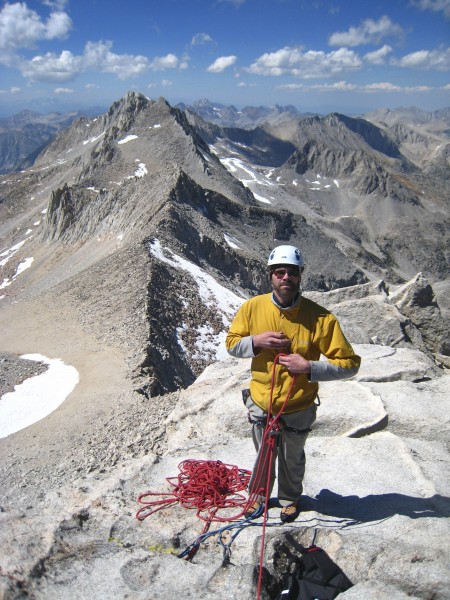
[297,489,450,525]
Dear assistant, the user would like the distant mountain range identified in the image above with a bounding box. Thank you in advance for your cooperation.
[0,107,104,174]
[177,98,317,128]
[2,99,449,174]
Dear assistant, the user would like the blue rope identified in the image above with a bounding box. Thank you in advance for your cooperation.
[177,507,278,561]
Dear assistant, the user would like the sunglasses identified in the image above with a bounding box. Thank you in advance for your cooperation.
[272,268,300,279]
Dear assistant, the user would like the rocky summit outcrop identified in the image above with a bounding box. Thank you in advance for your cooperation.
[303,274,449,362]
[0,337,448,599]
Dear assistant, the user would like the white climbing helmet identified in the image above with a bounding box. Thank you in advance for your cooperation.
[267,245,305,268]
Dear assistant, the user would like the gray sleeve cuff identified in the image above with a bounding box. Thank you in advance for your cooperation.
[310,361,360,382]
[227,336,256,358]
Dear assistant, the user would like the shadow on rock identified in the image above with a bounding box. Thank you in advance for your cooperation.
[302,489,450,525]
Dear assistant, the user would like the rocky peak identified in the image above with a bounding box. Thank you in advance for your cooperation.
[107,91,151,120]
[326,113,401,158]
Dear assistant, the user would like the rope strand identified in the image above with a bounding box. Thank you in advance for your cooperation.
[254,353,296,600]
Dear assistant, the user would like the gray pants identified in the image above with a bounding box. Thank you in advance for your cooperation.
[245,395,317,507]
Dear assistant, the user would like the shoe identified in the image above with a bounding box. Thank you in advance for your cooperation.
[280,503,300,523]
[244,500,263,519]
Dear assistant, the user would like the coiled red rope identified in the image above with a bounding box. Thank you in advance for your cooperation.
[136,459,252,523]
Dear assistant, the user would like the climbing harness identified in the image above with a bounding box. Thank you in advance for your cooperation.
[136,353,296,600]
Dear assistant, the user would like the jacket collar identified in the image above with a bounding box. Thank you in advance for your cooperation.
[271,291,302,309]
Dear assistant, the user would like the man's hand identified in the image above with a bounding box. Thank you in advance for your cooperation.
[252,331,291,352]
[278,353,311,374]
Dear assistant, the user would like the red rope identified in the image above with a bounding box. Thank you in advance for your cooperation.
[252,353,296,600]
[136,459,252,523]
[247,353,296,502]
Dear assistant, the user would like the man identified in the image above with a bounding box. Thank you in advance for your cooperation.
[226,245,361,523]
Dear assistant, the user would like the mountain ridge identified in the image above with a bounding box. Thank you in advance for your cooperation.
[1,90,448,396]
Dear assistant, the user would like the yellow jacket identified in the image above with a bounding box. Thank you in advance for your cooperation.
[226,293,361,414]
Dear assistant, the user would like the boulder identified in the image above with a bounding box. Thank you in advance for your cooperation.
[304,274,450,360]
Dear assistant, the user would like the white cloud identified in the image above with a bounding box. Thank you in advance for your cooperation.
[277,80,434,94]
[364,44,393,65]
[278,81,358,92]
[8,30,188,83]
[191,33,214,46]
[319,81,358,91]
[54,86,73,93]
[0,2,72,50]
[411,0,450,18]
[365,82,402,91]
[16,39,156,82]
[393,47,450,70]
[83,40,150,79]
[0,85,21,94]
[207,55,237,73]
[42,0,69,8]
[148,79,173,89]
[328,16,404,47]
[44,10,72,39]
[149,53,180,70]
[20,49,82,82]
[364,82,432,93]
[248,46,362,79]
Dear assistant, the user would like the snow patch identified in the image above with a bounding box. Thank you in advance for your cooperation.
[253,193,271,204]
[0,239,28,268]
[224,234,241,249]
[0,354,79,438]
[118,134,138,144]
[0,256,34,292]
[148,239,244,322]
[126,163,147,179]
[83,132,105,145]
[15,257,34,276]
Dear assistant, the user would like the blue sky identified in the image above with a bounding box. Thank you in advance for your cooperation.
[0,0,449,117]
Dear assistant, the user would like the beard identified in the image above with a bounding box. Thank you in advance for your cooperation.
[272,280,300,306]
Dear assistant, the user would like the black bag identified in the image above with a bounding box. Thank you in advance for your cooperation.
[277,543,353,600]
